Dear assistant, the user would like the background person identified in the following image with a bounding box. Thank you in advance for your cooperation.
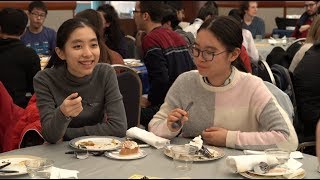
[149,16,298,151]
[0,8,41,108]
[21,1,56,56]
[33,18,127,143]
[240,1,265,38]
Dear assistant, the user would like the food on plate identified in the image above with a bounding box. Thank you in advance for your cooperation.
[119,140,139,156]
[79,141,95,146]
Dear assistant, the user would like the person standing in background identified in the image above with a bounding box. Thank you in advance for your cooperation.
[240,1,265,38]
[0,8,41,108]
[21,1,56,56]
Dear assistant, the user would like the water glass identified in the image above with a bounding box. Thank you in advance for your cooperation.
[272,34,280,39]
[265,148,290,164]
[255,35,263,41]
[171,145,197,171]
[25,159,54,179]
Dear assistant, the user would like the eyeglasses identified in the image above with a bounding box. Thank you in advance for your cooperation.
[304,3,316,8]
[30,12,46,18]
[190,46,227,62]
[132,10,144,14]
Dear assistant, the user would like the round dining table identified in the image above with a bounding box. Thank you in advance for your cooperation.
[0,137,319,179]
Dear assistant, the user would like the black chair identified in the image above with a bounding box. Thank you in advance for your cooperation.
[256,60,276,85]
[124,35,137,59]
[286,38,306,65]
[112,64,142,129]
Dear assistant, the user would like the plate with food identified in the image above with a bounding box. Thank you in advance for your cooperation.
[164,145,224,162]
[0,155,41,176]
[239,168,305,179]
[105,140,147,160]
[69,136,121,151]
[123,59,144,67]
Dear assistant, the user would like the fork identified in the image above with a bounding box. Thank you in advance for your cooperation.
[199,146,214,158]
[171,102,194,129]
[253,161,279,174]
[0,162,10,169]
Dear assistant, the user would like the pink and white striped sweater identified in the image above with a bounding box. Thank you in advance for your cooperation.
[149,67,298,151]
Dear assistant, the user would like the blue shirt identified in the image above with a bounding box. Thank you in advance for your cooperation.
[21,26,56,56]
[243,16,265,38]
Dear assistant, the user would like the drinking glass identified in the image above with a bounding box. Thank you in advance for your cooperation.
[171,145,197,171]
[25,159,54,179]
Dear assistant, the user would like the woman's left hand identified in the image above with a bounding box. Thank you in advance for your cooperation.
[201,127,228,147]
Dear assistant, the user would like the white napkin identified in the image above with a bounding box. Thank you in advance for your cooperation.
[126,127,170,149]
[243,150,304,159]
[226,155,278,173]
[283,168,305,179]
[50,167,79,179]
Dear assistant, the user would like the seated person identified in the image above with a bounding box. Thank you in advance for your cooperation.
[133,1,195,129]
[0,8,41,108]
[291,1,320,39]
[289,15,320,72]
[33,18,127,144]
[21,1,56,56]
[240,1,265,38]
[293,41,320,148]
[149,16,298,151]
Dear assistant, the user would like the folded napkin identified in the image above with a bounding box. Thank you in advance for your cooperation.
[50,167,79,179]
[283,168,305,179]
[243,150,304,159]
[226,155,278,173]
[126,127,170,149]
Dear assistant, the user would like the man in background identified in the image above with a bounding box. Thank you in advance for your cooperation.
[292,1,320,39]
[21,1,56,56]
[0,8,41,108]
[133,1,195,129]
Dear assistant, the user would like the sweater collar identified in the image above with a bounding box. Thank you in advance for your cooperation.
[59,63,94,86]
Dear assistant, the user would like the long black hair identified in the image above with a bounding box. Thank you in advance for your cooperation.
[45,18,101,69]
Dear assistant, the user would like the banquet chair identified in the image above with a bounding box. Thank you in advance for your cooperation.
[124,35,137,59]
[112,64,142,129]
[256,60,276,85]
[286,38,306,65]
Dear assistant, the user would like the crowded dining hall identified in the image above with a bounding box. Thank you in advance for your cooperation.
[0,1,319,179]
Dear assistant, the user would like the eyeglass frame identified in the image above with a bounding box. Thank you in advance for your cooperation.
[190,45,228,62]
[30,12,46,18]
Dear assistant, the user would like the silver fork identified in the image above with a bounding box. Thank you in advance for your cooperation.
[171,102,194,129]
[199,146,214,158]
[253,162,279,174]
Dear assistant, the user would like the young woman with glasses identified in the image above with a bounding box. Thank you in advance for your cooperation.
[148,16,298,151]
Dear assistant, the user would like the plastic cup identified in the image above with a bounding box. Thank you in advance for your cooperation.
[25,159,54,179]
[171,145,197,171]
[265,148,290,164]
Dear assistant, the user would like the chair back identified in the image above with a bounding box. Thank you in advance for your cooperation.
[124,35,137,59]
[256,60,276,85]
[112,64,142,129]
[286,38,306,64]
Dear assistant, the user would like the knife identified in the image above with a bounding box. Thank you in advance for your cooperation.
[0,170,19,173]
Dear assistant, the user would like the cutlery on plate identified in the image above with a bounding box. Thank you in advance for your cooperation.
[0,170,19,173]
[0,162,11,169]
[171,102,194,129]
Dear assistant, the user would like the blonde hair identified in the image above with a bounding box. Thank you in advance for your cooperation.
[306,15,320,43]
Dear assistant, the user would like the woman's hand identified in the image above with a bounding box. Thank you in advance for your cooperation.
[60,92,83,118]
[202,127,228,147]
[167,108,188,132]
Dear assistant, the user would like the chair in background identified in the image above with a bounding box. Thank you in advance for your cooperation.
[124,35,137,59]
[256,60,276,85]
[286,38,306,65]
[112,64,142,129]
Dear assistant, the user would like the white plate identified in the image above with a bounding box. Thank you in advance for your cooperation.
[239,169,305,179]
[0,155,41,176]
[123,59,140,63]
[247,167,293,176]
[69,136,121,151]
[105,150,147,160]
[163,145,225,162]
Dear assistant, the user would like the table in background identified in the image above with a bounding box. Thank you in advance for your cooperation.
[255,39,291,60]
[0,138,319,179]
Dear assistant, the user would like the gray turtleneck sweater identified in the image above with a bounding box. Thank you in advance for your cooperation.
[33,63,127,143]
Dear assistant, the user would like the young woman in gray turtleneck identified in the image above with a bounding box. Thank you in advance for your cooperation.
[33,18,127,144]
